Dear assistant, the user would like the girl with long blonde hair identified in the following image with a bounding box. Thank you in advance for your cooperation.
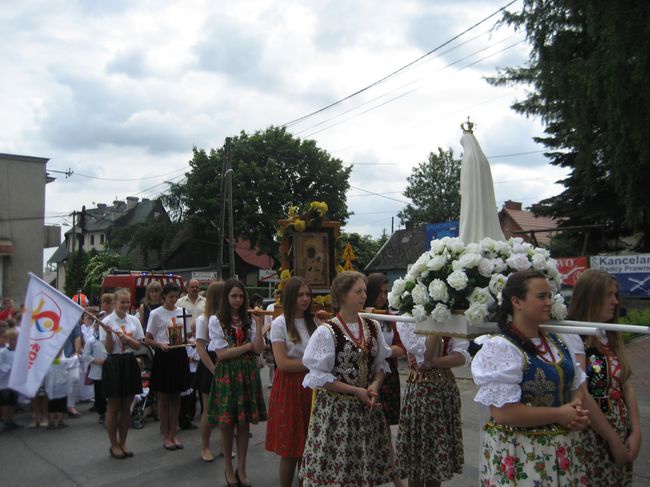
[194,281,224,462]
[567,269,641,485]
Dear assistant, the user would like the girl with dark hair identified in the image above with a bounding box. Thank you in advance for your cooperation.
[265,277,318,487]
[145,282,191,451]
[194,281,224,462]
[208,278,266,487]
[300,271,394,486]
[566,269,640,485]
[365,273,405,487]
[471,269,591,485]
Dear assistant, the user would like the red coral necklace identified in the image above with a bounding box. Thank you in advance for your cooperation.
[336,313,365,349]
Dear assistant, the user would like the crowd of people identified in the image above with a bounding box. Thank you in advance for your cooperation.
[0,268,643,486]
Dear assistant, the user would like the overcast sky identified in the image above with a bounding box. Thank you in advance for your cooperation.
[0,0,568,263]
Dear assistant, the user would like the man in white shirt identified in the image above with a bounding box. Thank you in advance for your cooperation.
[175,279,205,431]
[176,279,206,330]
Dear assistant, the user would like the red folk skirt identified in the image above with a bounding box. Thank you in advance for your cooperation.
[265,369,312,458]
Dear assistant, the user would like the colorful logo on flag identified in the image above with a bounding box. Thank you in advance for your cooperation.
[30,292,63,341]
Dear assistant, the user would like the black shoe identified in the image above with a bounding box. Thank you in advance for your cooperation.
[109,447,126,460]
[224,472,239,487]
[235,469,251,487]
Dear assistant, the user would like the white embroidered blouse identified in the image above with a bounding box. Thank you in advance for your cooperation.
[396,321,471,367]
[207,316,257,351]
[471,334,587,408]
[270,315,312,360]
[302,318,392,389]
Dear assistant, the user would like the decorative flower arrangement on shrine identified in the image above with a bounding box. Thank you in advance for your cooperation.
[280,201,329,236]
[388,236,567,326]
[313,294,333,307]
[276,201,331,292]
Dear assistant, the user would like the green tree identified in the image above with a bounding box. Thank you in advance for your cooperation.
[398,148,461,226]
[64,250,91,298]
[108,217,172,268]
[82,251,134,292]
[164,126,352,258]
[338,232,387,271]
[490,1,650,251]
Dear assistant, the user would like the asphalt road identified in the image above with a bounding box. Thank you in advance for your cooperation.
[2,364,649,486]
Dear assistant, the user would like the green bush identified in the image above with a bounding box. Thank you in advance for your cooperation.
[621,308,650,326]
[620,308,650,344]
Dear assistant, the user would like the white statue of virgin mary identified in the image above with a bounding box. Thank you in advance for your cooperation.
[458,119,505,243]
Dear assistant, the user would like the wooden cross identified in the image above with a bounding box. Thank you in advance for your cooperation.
[168,308,191,348]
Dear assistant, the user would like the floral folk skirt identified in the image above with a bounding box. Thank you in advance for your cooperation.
[480,423,588,486]
[581,397,632,486]
[265,369,312,458]
[300,389,394,486]
[396,369,463,481]
[379,358,401,425]
[207,354,267,427]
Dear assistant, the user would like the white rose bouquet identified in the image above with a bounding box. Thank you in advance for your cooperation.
[388,236,566,327]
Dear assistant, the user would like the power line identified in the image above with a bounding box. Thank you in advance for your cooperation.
[348,191,404,197]
[293,29,507,136]
[133,173,186,197]
[280,0,518,128]
[302,40,525,139]
[296,33,520,137]
[330,91,516,155]
[61,166,188,182]
[0,213,69,222]
[349,184,411,204]
[488,150,546,159]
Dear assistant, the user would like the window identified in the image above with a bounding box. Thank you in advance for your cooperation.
[100,233,105,244]
[90,234,95,246]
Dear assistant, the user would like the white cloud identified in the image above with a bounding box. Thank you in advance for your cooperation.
[1,0,566,252]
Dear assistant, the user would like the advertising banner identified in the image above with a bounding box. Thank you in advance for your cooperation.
[590,254,650,297]
[556,257,589,287]
[425,221,459,250]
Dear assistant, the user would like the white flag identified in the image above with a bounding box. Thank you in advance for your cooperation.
[9,273,85,397]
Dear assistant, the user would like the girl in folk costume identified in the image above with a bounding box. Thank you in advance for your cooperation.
[145,282,191,451]
[265,277,318,487]
[193,281,224,462]
[100,288,144,459]
[395,324,469,486]
[566,269,641,486]
[139,280,162,332]
[365,273,406,487]
[300,271,394,486]
[471,270,591,486]
[208,278,266,487]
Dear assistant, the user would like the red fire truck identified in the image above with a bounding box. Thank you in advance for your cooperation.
[99,271,185,313]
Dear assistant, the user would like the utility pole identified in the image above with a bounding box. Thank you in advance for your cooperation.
[217,138,232,279]
[78,205,86,252]
[71,211,77,254]
[227,139,236,279]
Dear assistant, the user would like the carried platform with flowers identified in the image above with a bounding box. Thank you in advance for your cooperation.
[387,236,568,337]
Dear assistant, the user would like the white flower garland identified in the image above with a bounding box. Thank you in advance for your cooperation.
[389,236,567,327]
